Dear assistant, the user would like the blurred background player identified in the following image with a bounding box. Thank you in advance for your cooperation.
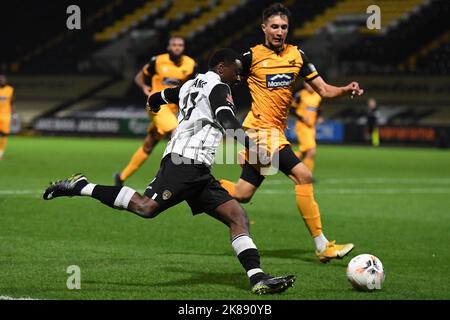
[115,36,197,186]
[366,97,380,147]
[291,82,323,173]
[0,74,14,160]
[219,3,363,263]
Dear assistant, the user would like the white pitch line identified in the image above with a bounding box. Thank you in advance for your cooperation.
[0,295,40,300]
[0,190,42,195]
[1,182,449,197]
[258,188,450,195]
[265,178,450,185]
[0,189,150,196]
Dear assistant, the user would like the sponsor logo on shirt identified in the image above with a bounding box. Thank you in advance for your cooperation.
[266,73,294,88]
[163,77,181,86]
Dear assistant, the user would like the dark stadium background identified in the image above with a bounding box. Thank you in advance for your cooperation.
[1,0,450,303]
[2,0,449,147]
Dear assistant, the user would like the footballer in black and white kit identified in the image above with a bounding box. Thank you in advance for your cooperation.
[43,49,295,295]
[143,70,239,216]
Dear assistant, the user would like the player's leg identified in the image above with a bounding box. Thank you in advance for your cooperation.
[298,126,317,172]
[294,121,303,159]
[0,115,11,159]
[42,173,164,218]
[115,107,178,186]
[302,148,316,173]
[115,129,160,186]
[220,162,264,203]
[0,133,7,160]
[44,154,192,218]
[371,127,380,147]
[202,191,295,294]
[211,200,295,294]
[278,146,354,263]
[220,128,266,202]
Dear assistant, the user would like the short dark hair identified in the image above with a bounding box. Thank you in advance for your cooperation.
[208,48,240,69]
[262,2,291,23]
[168,36,184,44]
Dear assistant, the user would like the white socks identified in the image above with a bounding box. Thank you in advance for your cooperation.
[80,183,96,196]
[113,187,136,209]
[314,233,329,252]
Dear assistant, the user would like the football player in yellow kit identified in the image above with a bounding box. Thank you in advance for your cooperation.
[220,3,364,263]
[0,74,14,160]
[291,82,323,173]
[115,36,197,186]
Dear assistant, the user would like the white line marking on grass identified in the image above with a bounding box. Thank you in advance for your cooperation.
[258,188,450,195]
[1,181,449,197]
[0,295,40,300]
[0,190,41,195]
[0,189,149,197]
[265,178,450,185]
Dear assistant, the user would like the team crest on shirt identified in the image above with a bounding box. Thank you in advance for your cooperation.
[288,59,296,66]
[266,73,295,88]
[162,190,172,200]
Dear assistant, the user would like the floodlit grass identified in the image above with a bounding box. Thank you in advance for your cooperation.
[1,136,449,299]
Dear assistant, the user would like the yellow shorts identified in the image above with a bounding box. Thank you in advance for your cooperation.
[147,104,178,137]
[0,113,11,134]
[240,127,290,174]
[295,121,316,152]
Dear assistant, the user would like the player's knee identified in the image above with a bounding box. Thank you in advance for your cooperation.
[135,200,159,219]
[292,163,313,184]
[235,193,252,203]
[142,146,152,154]
[143,132,160,154]
[300,167,313,184]
[234,188,255,203]
[142,141,155,154]
[306,149,316,158]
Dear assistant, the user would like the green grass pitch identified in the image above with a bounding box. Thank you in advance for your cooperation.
[1,136,449,300]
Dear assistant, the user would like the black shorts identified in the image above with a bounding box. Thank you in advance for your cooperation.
[240,145,300,187]
[144,154,234,217]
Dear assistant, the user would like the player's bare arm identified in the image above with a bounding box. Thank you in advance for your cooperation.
[308,76,364,99]
[134,65,152,96]
[10,94,15,113]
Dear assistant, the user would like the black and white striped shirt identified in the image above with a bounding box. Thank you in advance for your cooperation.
[160,71,235,166]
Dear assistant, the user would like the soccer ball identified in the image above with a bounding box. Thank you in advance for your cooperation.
[346,254,385,291]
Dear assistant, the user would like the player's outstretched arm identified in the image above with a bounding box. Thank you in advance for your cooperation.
[147,86,181,113]
[216,109,252,149]
[209,83,255,151]
[309,76,364,99]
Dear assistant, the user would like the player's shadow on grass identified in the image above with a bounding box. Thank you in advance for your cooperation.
[259,248,312,261]
[163,248,347,267]
[259,248,349,268]
[152,268,249,291]
[83,269,248,292]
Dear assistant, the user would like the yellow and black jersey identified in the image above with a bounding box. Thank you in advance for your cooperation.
[143,53,197,93]
[241,44,319,130]
[293,89,322,127]
[0,85,14,114]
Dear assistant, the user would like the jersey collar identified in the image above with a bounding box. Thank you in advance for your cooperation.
[206,71,221,81]
[263,43,287,55]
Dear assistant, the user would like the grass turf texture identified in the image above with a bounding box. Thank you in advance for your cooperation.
[0,136,449,300]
